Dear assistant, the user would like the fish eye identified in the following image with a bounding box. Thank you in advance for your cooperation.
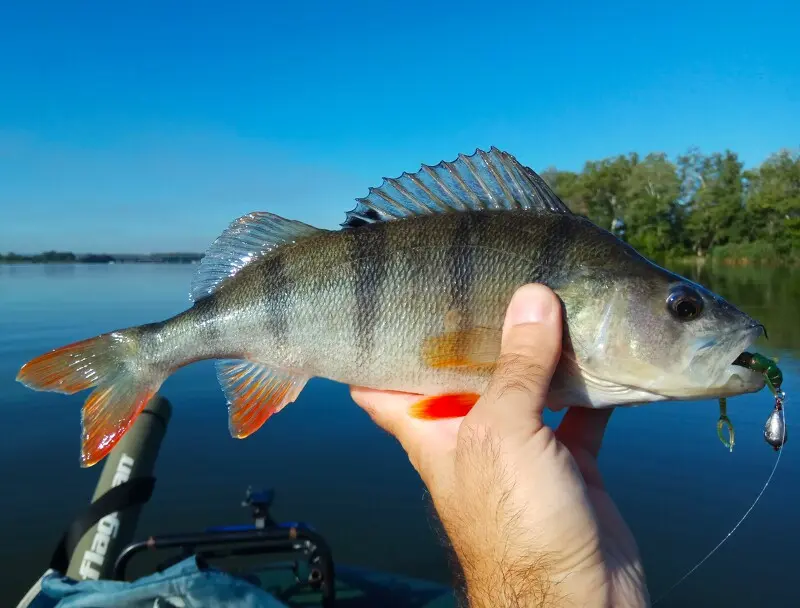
[667,286,704,321]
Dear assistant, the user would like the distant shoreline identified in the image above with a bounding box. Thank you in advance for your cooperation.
[0,252,203,264]
[2,250,796,267]
[0,260,201,264]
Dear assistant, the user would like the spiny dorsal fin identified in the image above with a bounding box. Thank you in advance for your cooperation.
[342,147,572,228]
[191,212,325,302]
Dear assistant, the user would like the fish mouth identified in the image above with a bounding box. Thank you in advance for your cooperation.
[629,323,767,401]
[687,323,766,398]
[714,361,765,397]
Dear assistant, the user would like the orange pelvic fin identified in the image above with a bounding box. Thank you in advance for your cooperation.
[409,393,480,420]
[421,327,501,370]
[217,360,309,438]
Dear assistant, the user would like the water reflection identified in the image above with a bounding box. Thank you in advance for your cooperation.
[0,262,798,607]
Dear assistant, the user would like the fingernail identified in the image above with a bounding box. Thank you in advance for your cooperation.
[507,284,555,325]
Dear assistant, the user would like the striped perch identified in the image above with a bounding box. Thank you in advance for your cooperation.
[16,147,767,467]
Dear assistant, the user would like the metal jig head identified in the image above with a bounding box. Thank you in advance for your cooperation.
[764,392,787,451]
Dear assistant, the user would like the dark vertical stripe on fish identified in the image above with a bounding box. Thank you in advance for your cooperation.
[527,215,571,286]
[350,221,387,357]
[447,212,488,330]
[192,296,222,347]
[265,251,291,350]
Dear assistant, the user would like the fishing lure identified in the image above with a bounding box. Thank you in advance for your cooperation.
[717,397,735,451]
[720,352,788,451]
[656,352,788,604]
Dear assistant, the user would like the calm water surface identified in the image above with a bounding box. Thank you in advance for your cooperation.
[1,262,799,606]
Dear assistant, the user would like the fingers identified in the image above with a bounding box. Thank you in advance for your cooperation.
[555,406,614,459]
[466,284,563,438]
[349,386,461,478]
[350,386,418,444]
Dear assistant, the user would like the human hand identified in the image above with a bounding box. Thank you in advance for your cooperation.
[351,284,650,607]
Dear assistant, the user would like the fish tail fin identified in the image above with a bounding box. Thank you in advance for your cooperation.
[16,328,167,467]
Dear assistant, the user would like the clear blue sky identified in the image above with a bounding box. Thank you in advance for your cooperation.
[1,0,798,253]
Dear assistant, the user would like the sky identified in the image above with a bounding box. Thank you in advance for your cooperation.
[1,0,798,253]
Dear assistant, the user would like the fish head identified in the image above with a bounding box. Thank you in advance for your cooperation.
[558,254,766,407]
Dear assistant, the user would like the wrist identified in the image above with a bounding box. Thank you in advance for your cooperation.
[460,556,562,608]
[438,516,562,608]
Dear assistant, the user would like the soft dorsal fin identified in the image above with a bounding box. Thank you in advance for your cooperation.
[191,212,325,302]
[342,147,572,227]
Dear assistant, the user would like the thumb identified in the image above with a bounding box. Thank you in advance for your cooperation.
[466,283,563,438]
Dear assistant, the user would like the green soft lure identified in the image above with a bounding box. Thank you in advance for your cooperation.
[717,397,735,452]
[722,351,787,451]
[735,352,784,394]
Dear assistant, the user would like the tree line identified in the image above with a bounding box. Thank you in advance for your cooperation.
[4,148,798,266]
[542,147,800,264]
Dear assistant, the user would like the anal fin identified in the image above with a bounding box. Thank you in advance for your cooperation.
[216,360,309,438]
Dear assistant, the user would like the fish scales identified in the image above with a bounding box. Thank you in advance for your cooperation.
[177,212,581,392]
[135,212,659,390]
[151,212,572,377]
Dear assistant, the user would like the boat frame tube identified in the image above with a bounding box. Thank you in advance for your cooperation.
[65,395,171,581]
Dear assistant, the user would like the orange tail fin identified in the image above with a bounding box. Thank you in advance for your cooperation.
[408,393,480,420]
[17,330,164,467]
[16,335,111,394]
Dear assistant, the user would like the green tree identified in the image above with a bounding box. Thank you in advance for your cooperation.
[573,154,638,232]
[544,146,799,264]
[683,150,748,255]
[745,149,800,256]
[542,167,587,216]
[621,153,684,258]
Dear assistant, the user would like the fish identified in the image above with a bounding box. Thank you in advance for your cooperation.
[16,147,767,467]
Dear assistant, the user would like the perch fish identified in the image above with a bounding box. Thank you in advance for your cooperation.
[16,148,767,466]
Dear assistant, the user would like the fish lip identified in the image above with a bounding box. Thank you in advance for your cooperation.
[716,324,767,395]
[717,364,766,396]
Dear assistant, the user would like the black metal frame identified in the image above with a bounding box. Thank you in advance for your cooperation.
[111,487,336,607]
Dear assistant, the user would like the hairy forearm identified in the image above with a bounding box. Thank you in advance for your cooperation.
[457,553,564,608]
[431,430,568,607]
[434,491,566,607]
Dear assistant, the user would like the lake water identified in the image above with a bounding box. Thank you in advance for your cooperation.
[1,262,799,606]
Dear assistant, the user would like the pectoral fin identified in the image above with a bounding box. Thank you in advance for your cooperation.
[421,327,501,370]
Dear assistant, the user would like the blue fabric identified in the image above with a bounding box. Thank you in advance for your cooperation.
[23,557,287,607]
